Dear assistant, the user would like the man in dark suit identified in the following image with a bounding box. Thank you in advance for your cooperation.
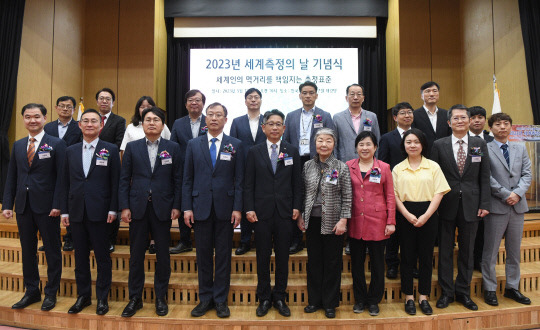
[2,103,66,311]
[244,109,302,317]
[96,88,126,253]
[431,104,491,311]
[119,107,181,317]
[378,102,414,279]
[183,102,243,318]
[43,95,82,252]
[468,105,494,271]
[169,89,207,254]
[230,87,266,255]
[61,109,121,315]
[283,81,334,254]
[412,81,451,157]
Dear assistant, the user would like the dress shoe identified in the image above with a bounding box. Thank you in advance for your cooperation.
[148,244,156,254]
[235,243,251,255]
[109,244,115,253]
[419,300,433,315]
[273,300,291,317]
[484,291,498,306]
[215,302,230,318]
[12,293,41,309]
[386,267,398,279]
[41,295,56,311]
[412,267,419,279]
[288,242,303,255]
[304,304,321,313]
[155,297,168,316]
[256,300,272,317]
[405,299,416,315]
[455,294,478,311]
[353,302,365,313]
[38,245,45,252]
[63,240,74,252]
[504,288,531,305]
[345,243,351,255]
[191,300,214,317]
[324,308,336,318]
[170,242,193,254]
[68,296,91,314]
[368,304,379,316]
[122,297,143,317]
[96,299,109,315]
[435,295,454,309]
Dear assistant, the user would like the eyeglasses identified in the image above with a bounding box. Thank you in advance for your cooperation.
[451,116,469,122]
[264,122,283,128]
[57,105,74,110]
[397,111,413,116]
[81,119,100,124]
[98,97,112,102]
[144,118,162,123]
[187,98,203,103]
[206,113,224,119]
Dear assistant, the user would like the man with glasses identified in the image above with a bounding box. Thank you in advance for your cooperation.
[283,81,333,254]
[169,89,207,254]
[431,105,490,311]
[378,102,414,279]
[230,88,266,255]
[44,96,82,252]
[95,88,126,253]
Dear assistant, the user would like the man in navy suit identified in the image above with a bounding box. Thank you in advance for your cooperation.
[43,95,82,252]
[183,102,243,318]
[378,102,414,279]
[61,109,121,315]
[96,88,126,252]
[169,89,207,254]
[244,109,302,317]
[230,88,266,255]
[3,103,66,311]
[283,81,334,254]
[119,107,181,317]
[468,106,494,271]
[412,82,451,157]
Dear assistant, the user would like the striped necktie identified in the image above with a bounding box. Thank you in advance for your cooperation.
[501,144,510,167]
[27,137,36,167]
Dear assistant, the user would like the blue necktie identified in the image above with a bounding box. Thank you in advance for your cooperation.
[501,144,510,167]
[271,144,278,173]
[210,137,217,168]
[83,144,93,177]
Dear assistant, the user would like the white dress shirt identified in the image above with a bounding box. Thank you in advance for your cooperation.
[451,134,469,163]
[207,131,224,161]
[28,130,45,149]
[248,114,260,141]
[266,139,282,158]
[424,105,439,132]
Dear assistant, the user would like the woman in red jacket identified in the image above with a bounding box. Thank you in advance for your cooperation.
[346,131,396,316]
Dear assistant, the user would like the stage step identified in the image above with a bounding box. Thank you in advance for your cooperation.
[0,289,539,329]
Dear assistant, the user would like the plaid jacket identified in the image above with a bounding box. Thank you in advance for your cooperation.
[302,154,352,234]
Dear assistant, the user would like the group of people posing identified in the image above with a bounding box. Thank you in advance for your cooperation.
[1,81,532,320]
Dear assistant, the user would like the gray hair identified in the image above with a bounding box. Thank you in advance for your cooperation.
[314,127,338,144]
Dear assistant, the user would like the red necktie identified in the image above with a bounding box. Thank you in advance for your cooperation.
[27,137,36,167]
[100,115,105,134]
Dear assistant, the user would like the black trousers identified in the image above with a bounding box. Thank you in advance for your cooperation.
[306,216,344,308]
[63,225,73,242]
[350,238,386,305]
[473,220,484,268]
[290,155,311,246]
[438,198,479,296]
[254,209,292,302]
[385,229,400,270]
[107,219,119,245]
[193,206,233,303]
[17,206,62,297]
[240,216,254,245]
[71,209,112,300]
[178,213,192,246]
[398,201,438,295]
[128,202,171,299]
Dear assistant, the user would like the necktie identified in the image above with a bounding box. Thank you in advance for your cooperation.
[100,115,105,134]
[27,137,36,167]
[501,144,510,167]
[457,140,466,175]
[210,137,217,168]
[83,144,93,177]
[271,144,278,173]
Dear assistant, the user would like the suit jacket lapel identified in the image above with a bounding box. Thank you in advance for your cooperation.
[489,141,510,171]
[87,140,102,177]
[199,136,213,170]
[139,139,153,174]
[461,136,473,175]
[292,110,301,141]
[102,113,114,132]
[276,143,290,174]
[349,157,364,183]
[344,109,356,134]
[444,138,461,175]
[392,129,401,144]
[436,110,448,135]
[64,120,76,140]
[418,109,436,135]
[197,115,207,137]
[255,115,264,142]
[154,140,169,174]
[259,143,274,175]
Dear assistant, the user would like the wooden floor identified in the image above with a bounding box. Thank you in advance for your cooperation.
[0,212,540,329]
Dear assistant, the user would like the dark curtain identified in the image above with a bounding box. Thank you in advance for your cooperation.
[166,17,388,134]
[519,0,540,124]
[0,0,25,201]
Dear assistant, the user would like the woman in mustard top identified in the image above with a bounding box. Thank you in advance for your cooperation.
[392,128,450,316]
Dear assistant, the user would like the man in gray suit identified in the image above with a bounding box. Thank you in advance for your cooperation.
[482,113,532,306]
[283,81,333,254]
[333,84,380,162]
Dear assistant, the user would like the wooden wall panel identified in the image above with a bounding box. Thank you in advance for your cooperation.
[386,0,400,111]
[430,0,462,109]
[83,0,119,114]
[51,0,85,122]
[118,0,155,122]
[154,0,167,110]
[13,0,54,140]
